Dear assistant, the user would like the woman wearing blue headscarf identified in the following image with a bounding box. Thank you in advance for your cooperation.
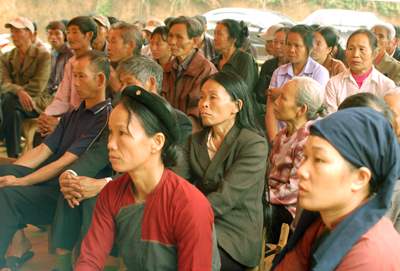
[272,107,400,271]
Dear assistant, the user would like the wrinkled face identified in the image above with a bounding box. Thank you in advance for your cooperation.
[168,23,196,60]
[214,23,234,51]
[298,136,359,213]
[107,29,132,62]
[93,22,108,48]
[274,80,302,122]
[73,57,98,100]
[119,72,151,92]
[346,33,375,76]
[384,94,400,142]
[198,79,238,127]
[273,30,287,58]
[310,31,332,63]
[286,32,310,66]
[150,33,171,60]
[265,40,274,55]
[372,27,389,54]
[46,29,65,51]
[67,25,90,51]
[10,26,31,47]
[108,104,154,173]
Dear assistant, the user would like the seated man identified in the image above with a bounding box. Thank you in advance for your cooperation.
[91,14,110,55]
[35,16,97,144]
[0,50,112,271]
[162,16,217,131]
[141,18,165,57]
[193,14,220,61]
[50,56,192,271]
[30,21,51,54]
[0,17,51,158]
[45,20,75,96]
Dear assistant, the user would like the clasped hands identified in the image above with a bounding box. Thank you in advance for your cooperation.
[37,113,59,137]
[59,171,107,208]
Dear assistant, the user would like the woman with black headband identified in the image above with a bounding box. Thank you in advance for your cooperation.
[271,107,400,271]
[74,86,221,271]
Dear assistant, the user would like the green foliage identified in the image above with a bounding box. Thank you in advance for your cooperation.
[96,0,115,16]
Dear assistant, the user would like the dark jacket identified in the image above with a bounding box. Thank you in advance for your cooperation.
[172,124,268,267]
[392,46,400,62]
[47,43,75,95]
[254,56,280,104]
[162,49,217,131]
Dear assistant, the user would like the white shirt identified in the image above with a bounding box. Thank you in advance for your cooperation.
[325,67,395,113]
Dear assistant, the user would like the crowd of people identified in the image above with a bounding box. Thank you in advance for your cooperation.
[0,11,400,271]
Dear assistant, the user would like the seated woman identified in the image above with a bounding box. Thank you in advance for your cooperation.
[150,26,174,69]
[325,29,395,113]
[271,107,400,271]
[267,77,328,243]
[265,25,329,142]
[311,26,346,78]
[74,86,221,271]
[173,71,268,271]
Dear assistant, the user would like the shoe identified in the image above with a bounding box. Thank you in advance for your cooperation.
[6,251,35,270]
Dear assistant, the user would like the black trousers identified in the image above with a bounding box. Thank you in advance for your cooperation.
[218,245,248,271]
[0,93,39,158]
[0,163,60,269]
[51,194,118,257]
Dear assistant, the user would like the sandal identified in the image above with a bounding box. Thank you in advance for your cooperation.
[6,251,35,270]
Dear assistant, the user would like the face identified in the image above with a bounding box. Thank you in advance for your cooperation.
[346,33,376,75]
[119,72,152,93]
[93,22,108,47]
[150,33,170,60]
[274,80,302,122]
[372,27,389,54]
[108,104,154,173]
[168,23,196,60]
[298,136,359,213]
[286,32,310,66]
[214,23,234,51]
[108,29,133,62]
[46,29,65,51]
[384,94,400,141]
[144,30,152,43]
[198,79,239,127]
[265,40,274,55]
[73,57,99,100]
[272,30,287,58]
[10,26,32,48]
[310,31,332,63]
[67,25,90,51]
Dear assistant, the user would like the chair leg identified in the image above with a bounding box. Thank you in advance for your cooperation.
[48,224,57,255]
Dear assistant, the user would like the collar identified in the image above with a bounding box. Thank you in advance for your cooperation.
[343,66,379,85]
[27,44,37,57]
[75,98,112,114]
[59,43,71,54]
[213,49,241,69]
[173,48,198,71]
[278,56,316,77]
[375,51,385,65]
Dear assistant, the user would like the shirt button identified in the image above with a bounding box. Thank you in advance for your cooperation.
[204,179,210,186]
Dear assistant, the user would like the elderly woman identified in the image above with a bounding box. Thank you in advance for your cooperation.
[255,26,290,105]
[211,19,262,117]
[150,26,173,69]
[271,107,400,271]
[325,29,396,113]
[173,71,268,271]
[74,86,220,271]
[265,25,329,142]
[311,26,346,78]
[268,77,328,243]
[162,16,217,131]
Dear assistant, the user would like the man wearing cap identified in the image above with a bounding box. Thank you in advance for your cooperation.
[31,21,51,54]
[34,16,97,145]
[45,21,75,96]
[0,17,51,158]
[141,18,164,57]
[50,56,192,271]
[258,24,283,60]
[91,14,110,55]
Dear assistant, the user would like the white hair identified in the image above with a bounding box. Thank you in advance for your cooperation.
[371,23,396,41]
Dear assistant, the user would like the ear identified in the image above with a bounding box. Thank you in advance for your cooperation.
[147,76,158,94]
[351,166,371,193]
[297,104,308,118]
[97,72,106,87]
[151,132,165,153]
[191,36,200,48]
[85,31,94,43]
[128,41,136,54]
[233,99,243,113]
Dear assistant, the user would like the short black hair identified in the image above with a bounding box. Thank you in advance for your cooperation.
[391,23,400,39]
[168,16,202,39]
[346,28,378,52]
[217,19,249,48]
[77,50,111,85]
[164,17,176,27]
[108,17,120,25]
[151,26,169,43]
[30,20,37,32]
[315,26,339,51]
[288,24,315,55]
[67,16,98,47]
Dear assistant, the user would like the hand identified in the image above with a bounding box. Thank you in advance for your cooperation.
[37,114,58,136]
[107,66,121,93]
[37,113,49,134]
[17,90,35,111]
[0,175,24,187]
[266,88,281,101]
